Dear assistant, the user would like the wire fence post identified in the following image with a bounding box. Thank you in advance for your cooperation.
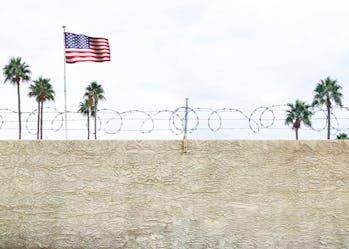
[182,98,189,153]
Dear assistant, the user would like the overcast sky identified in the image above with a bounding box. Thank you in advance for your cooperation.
[1,0,349,139]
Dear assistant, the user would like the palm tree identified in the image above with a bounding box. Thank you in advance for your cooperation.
[78,99,92,140]
[28,81,42,139]
[312,77,343,139]
[3,57,31,139]
[285,100,312,140]
[84,81,105,139]
[336,133,348,139]
[28,77,55,139]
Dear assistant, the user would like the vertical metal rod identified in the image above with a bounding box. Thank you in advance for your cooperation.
[183,98,189,153]
[184,98,189,135]
[62,25,68,140]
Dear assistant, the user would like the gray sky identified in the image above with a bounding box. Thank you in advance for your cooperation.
[1,0,349,139]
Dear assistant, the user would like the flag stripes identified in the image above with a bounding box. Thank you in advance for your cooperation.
[64,32,110,64]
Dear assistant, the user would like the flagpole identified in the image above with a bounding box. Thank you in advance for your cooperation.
[62,25,68,140]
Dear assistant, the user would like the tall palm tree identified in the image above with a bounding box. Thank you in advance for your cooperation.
[28,77,55,139]
[3,57,31,139]
[78,99,92,140]
[285,100,312,140]
[312,77,343,139]
[84,81,105,139]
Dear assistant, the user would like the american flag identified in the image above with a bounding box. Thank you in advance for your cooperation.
[64,32,110,63]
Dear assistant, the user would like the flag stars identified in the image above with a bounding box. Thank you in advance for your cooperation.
[65,33,89,49]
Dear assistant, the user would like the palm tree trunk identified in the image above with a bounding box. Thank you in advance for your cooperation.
[327,106,331,140]
[37,101,40,140]
[94,103,97,140]
[17,82,21,140]
[40,101,43,140]
[295,128,299,140]
[87,111,90,140]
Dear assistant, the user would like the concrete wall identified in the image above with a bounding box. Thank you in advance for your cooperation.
[0,140,348,249]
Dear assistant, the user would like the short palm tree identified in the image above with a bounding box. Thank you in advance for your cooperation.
[3,57,31,139]
[28,81,42,139]
[78,99,93,140]
[28,77,55,139]
[84,81,105,139]
[336,133,348,139]
[285,100,312,140]
[312,77,343,139]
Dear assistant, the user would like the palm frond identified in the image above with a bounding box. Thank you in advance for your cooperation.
[285,99,312,132]
[3,57,31,85]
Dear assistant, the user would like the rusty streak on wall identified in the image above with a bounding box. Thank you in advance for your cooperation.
[0,140,348,248]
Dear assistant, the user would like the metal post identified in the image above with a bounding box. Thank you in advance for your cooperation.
[184,98,189,135]
[183,98,189,153]
[62,25,68,140]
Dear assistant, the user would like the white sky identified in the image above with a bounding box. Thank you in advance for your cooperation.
[1,0,349,139]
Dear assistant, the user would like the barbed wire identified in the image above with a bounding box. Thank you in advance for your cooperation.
[0,105,348,138]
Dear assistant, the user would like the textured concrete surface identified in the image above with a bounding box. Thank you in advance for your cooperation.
[0,140,348,249]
